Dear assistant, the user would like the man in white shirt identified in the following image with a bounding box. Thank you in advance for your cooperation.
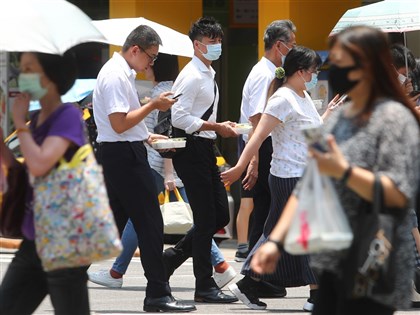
[167,17,238,303]
[93,25,195,313]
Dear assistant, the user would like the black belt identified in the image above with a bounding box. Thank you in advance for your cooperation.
[99,141,143,146]
[187,135,215,144]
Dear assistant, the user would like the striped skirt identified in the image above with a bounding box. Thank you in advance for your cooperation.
[241,174,318,287]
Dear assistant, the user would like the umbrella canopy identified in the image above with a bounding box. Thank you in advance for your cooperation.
[330,0,420,35]
[0,0,105,55]
[29,79,97,111]
[92,17,194,58]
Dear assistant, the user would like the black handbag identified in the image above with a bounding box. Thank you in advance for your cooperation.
[343,175,406,298]
[0,162,30,238]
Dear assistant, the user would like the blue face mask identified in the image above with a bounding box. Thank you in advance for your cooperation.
[302,73,318,91]
[18,73,47,100]
[199,42,222,61]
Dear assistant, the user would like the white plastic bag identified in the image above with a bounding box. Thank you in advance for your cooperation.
[284,158,353,255]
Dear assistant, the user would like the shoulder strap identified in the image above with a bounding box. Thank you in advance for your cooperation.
[200,80,217,121]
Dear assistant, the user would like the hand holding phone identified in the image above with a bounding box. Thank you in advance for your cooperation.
[172,93,182,99]
[409,90,420,97]
[329,94,347,111]
[302,125,329,153]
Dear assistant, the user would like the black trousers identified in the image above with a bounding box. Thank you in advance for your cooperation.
[97,141,171,298]
[173,137,230,290]
[248,136,272,250]
[0,239,90,315]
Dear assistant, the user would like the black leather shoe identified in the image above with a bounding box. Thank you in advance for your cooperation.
[143,295,196,312]
[194,287,238,303]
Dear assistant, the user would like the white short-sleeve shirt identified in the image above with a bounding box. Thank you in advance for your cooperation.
[264,87,323,178]
[240,57,276,142]
[93,52,149,142]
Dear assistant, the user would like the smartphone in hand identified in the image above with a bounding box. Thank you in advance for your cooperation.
[409,90,420,97]
[301,125,329,152]
[172,93,183,99]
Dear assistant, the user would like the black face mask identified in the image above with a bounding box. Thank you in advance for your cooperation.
[328,64,360,95]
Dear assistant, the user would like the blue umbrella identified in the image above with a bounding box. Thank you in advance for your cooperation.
[29,79,96,111]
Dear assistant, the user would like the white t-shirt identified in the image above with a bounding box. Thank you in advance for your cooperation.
[171,56,219,140]
[240,56,276,142]
[93,52,149,142]
[264,87,323,178]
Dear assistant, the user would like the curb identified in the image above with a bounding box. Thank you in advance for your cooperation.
[0,237,22,249]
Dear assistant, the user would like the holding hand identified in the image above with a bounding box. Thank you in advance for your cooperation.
[250,241,281,274]
[12,93,30,128]
[151,91,178,112]
[327,94,347,112]
[220,165,243,187]
[309,135,349,180]
[216,121,238,138]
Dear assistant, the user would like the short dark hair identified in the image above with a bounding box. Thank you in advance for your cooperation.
[188,16,223,42]
[34,51,78,95]
[264,20,296,50]
[122,25,162,52]
[152,53,179,82]
[390,44,416,71]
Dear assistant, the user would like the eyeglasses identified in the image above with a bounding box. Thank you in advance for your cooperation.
[137,45,158,63]
[279,40,296,50]
[307,69,320,75]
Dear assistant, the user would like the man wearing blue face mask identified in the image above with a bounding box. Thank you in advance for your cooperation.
[167,16,239,303]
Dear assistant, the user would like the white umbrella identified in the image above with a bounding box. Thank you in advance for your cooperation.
[330,0,420,73]
[92,17,194,58]
[330,0,420,35]
[0,0,106,55]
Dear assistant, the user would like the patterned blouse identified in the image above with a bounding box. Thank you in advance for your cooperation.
[144,81,183,187]
[310,98,420,309]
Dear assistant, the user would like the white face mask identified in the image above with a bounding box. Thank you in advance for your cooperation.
[397,73,407,85]
[278,41,292,66]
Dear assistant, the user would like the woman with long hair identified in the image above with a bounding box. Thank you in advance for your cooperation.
[251,25,420,315]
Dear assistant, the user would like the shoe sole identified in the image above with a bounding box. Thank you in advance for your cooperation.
[143,305,196,312]
[88,278,122,289]
[303,301,314,312]
[234,257,247,262]
[193,296,238,304]
[228,283,267,310]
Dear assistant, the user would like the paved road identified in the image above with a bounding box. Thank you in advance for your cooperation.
[0,240,419,314]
